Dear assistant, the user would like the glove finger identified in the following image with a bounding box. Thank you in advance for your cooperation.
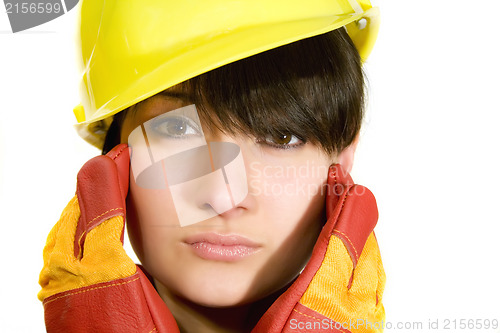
[297,233,371,324]
[348,232,381,299]
[80,215,136,283]
[74,144,129,258]
[42,196,79,259]
[348,232,386,326]
[375,239,386,317]
[38,196,81,301]
[297,168,380,323]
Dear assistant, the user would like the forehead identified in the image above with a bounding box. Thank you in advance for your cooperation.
[119,85,220,143]
[120,94,183,141]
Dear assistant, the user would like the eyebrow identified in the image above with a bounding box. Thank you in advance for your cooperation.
[158,89,193,101]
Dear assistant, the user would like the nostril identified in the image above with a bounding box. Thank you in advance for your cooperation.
[199,203,213,211]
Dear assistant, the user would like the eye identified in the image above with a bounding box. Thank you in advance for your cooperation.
[259,133,304,150]
[152,115,201,138]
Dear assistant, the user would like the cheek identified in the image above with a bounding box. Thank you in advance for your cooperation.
[126,176,180,263]
[248,179,326,294]
[259,173,326,247]
[247,161,328,271]
[248,161,328,216]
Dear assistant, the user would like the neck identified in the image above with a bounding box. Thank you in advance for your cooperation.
[154,280,285,333]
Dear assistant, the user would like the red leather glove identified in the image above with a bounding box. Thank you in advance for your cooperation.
[252,164,385,332]
[38,144,179,332]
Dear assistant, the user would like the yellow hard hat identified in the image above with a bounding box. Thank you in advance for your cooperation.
[74,0,380,148]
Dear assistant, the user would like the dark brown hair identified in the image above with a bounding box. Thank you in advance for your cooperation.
[103,28,364,155]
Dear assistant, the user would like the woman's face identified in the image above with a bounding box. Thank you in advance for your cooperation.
[121,91,335,307]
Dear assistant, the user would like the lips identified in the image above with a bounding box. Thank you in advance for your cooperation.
[184,233,261,261]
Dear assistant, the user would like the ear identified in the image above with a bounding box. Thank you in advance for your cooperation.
[336,134,360,173]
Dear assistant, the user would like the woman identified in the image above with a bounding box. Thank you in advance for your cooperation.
[38,1,385,332]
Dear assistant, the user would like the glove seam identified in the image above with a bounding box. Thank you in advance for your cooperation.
[43,276,140,306]
[86,207,124,226]
[332,228,358,261]
[75,209,125,258]
[292,308,322,322]
[108,144,128,161]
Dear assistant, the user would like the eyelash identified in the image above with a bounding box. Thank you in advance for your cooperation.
[257,134,305,150]
[151,116,201,139]
[150,116,304,150]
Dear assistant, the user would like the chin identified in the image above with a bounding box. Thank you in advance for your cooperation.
[179,280,255,308]
[188,294,249,308]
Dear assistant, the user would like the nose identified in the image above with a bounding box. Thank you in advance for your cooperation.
[194,141,249,216]
[196,177,234,215]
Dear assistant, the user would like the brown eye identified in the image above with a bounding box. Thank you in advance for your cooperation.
[273,133,293,145]
[260,133,303,150]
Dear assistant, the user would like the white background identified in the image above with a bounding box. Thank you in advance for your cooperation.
[1,1,499,332]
